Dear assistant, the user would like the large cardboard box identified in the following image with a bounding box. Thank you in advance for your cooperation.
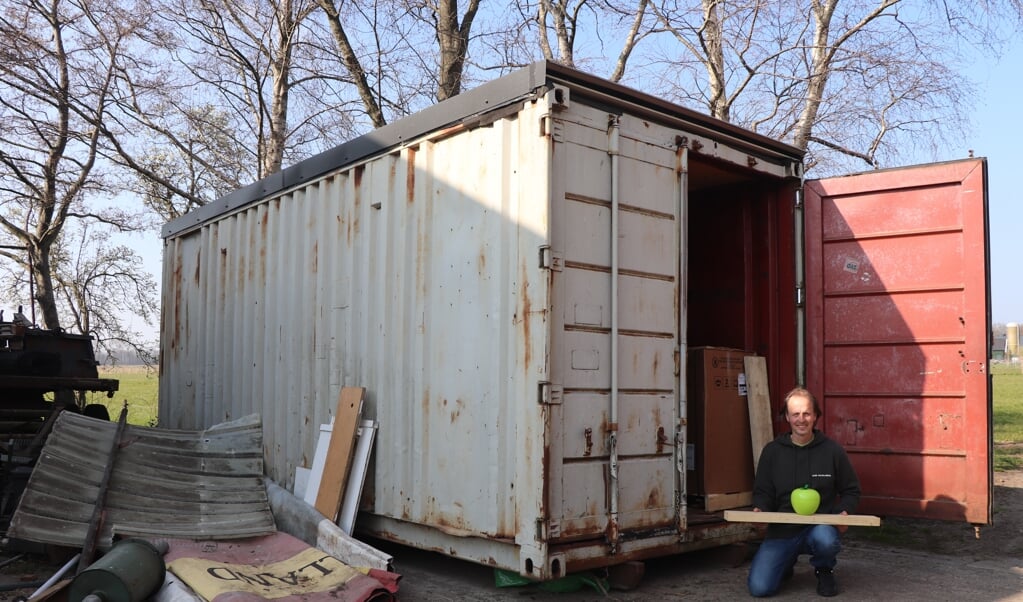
[687,347,754,507]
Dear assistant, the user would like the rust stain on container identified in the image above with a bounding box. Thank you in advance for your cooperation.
[656,426,668,453]
[349,165,364,245]
[520,260,531,372]
[219,247,228,304]
[646,488,663,508]
[311,241,318,274]
[448,398,464,424]
[406,148,416,203]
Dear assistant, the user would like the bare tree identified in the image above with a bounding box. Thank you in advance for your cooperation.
[536,0,581,66]
[128,106,252,221]
[504,0,657,82]
[0,0,133,330]
[148,0,318,179]
[386,0,482,102]
[315,0,389,127]
[51,223,158,364]
[104,0,372,221]
[640,0,1023,172]
[434,0,483,100]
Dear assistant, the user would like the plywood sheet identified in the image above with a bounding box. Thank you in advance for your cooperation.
[744,356,773,473]
[314,387,365,521]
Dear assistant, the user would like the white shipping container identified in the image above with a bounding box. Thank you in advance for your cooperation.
[163,62,993,578]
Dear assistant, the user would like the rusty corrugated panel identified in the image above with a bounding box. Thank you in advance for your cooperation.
[160,106,554,551]
[6,412,275,549]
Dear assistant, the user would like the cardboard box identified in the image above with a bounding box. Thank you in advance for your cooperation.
[687,347,754,506]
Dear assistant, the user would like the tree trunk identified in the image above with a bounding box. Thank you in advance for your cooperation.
[30,242,61,330]
[702,0,728,121]
[435,0,480,101]
[792,0,837,151]
[316,0,387,128]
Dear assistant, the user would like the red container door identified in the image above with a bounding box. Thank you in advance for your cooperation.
[804,159,991,524]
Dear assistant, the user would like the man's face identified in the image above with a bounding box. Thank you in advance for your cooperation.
[785,393,817,439]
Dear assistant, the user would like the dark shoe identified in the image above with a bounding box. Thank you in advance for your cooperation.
[815,568,837,597]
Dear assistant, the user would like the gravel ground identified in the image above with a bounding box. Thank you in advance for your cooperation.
[3,473,1022,601]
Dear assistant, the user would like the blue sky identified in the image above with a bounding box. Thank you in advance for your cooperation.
[124,38,1022,340]
[961,40,1023,326]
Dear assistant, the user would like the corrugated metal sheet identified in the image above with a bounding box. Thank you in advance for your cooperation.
[7,412,274,549]
[161,100,552,547]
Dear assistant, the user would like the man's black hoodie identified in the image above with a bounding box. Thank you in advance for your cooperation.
[751,429,861,539]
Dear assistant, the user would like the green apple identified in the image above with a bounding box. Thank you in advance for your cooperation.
[791,484,820,515]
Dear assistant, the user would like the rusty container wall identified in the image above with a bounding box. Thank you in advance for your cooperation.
[160,62,806,579]
[161,95,555,573]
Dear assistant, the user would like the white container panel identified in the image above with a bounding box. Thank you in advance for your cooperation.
[161,101,554,546]
[561,392,674,458]
[561,270,675,334]
[616,144,679,217]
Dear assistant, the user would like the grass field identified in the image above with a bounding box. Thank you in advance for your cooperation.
[83,365,160,427]
[85,363,1023,470]
[992,362,1023,470]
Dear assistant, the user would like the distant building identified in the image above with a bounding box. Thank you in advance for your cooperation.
[993,334,1007,361]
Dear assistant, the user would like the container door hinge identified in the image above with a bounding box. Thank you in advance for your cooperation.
[538,381,563,405]
[536,518,561,540]
[539,114,565,141]
[539,246,563,271]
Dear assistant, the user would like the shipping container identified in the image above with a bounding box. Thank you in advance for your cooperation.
[159,61,991,578]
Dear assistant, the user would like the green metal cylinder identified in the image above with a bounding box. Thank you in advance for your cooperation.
[68,539,168,602]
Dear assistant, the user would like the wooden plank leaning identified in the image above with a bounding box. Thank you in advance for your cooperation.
[724,510,881,527]
[744,355,773,474]
[314,387,365,521]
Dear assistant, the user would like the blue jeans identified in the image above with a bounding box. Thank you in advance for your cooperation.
[747,525,842,597]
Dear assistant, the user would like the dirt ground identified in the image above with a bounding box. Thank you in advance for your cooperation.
[3,473,1023,601]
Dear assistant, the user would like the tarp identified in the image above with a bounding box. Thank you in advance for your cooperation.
[161,532,400,602]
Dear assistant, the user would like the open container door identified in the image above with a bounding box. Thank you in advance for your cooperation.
[804,158,991,525]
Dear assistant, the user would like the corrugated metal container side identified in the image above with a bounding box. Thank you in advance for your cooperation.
[162,98,555,569]
[161,62,808,579]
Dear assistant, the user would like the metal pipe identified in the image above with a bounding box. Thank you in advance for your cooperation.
[0,553,25,571]
[607,114,621,553]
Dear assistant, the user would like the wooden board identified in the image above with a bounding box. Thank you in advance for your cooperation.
[744,356,773,472]
[703,491,753,512]
[724,510,881,527]
[314,387,365,521]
